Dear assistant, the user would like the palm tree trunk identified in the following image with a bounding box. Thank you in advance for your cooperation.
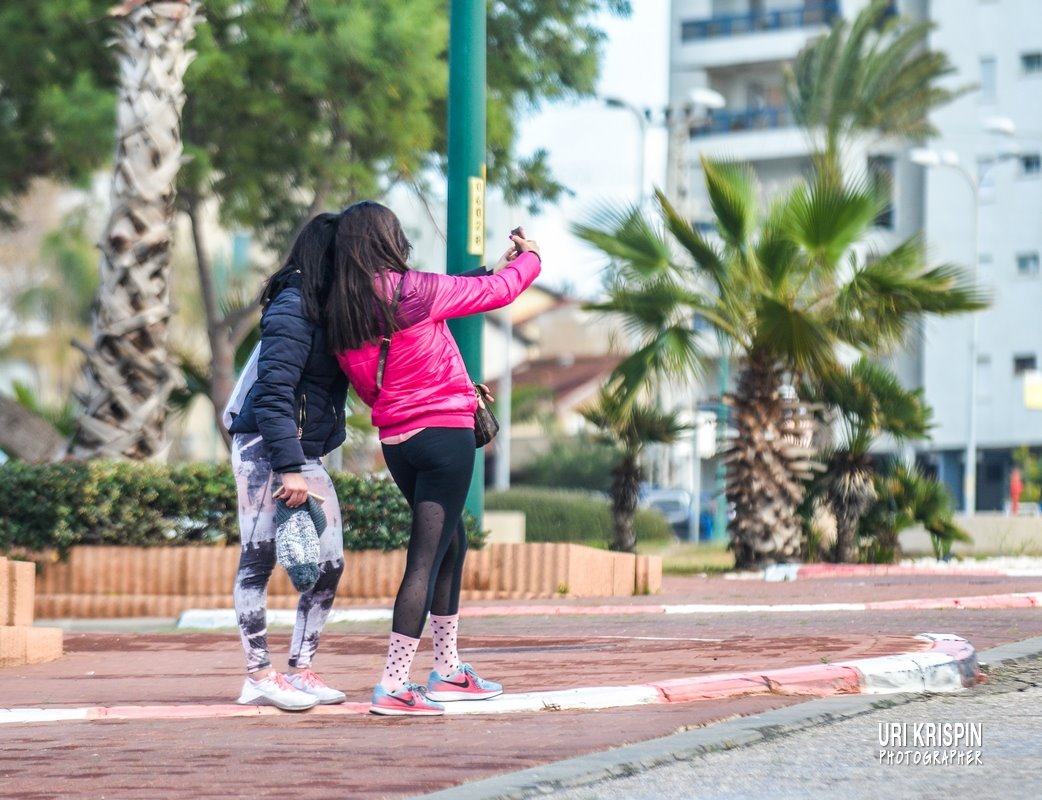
[610,452,641,553]
[69,1,200,460]
[826,456,877,563]
[726,349,816,569]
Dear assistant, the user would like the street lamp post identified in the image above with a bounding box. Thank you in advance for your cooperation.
[911,120,1018,514]
[604,89,726,208]
[603,96,648,205]
[608,89,729,531]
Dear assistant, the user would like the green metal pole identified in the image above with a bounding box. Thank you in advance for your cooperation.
[446,0,486,524]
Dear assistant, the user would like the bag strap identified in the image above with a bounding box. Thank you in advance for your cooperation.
[375,274,406,393]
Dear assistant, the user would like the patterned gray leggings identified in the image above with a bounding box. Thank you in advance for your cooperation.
[231,433,345,672]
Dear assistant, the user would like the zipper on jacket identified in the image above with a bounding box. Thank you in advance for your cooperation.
[297,393,308,439]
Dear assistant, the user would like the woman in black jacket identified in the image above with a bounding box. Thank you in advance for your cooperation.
[225,213,349,711]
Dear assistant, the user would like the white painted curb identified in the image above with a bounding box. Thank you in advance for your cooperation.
[839,633,978,694]
[177,608,393,629]
[0,634,980,726]
[442,685,662,715]
[0,708,90,724]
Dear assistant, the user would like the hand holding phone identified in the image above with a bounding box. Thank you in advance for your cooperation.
[509,226,539,260]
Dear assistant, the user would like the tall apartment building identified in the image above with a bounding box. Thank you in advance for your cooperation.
[667,0,1042,511]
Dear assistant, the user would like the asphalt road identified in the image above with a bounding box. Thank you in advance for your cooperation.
[543,655,1042,800]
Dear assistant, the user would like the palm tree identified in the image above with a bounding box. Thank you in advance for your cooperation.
[576,160,985,568]
[809,358,932,562]
[861,462,971,562]
[69,1,201,460]
[785,0,968,183]
[581,388,687,553]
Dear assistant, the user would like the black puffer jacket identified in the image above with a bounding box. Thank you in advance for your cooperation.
[228,274,348,473]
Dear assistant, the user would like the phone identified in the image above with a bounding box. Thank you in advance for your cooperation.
[510,226,525,253]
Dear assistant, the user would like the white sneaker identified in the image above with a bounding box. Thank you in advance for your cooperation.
[237,671,319,711]
[286,669,347,705]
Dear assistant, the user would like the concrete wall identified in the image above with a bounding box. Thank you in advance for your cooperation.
[899,513,1042,557]
[0,556,63,667]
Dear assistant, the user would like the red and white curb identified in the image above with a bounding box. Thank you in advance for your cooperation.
[0,633,979,725]
[744,562,1042,582]
[174,592,1042,629]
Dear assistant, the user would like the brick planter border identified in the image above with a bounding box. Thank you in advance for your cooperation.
[30,544,662,618]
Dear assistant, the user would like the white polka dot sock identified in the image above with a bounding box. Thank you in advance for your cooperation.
[430,613,461,676]
[379,632,420,693]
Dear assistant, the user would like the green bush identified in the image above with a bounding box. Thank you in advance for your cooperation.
[486,487,673,548]
[513,435,621,493]
[0,461,486,556]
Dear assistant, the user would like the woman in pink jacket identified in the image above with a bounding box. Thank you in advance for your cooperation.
[328,201,541,715]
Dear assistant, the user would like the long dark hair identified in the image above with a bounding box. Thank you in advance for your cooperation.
[259,212,340,324]
[326,200,412,351]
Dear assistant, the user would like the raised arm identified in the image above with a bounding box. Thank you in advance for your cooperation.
[426,251,542,322]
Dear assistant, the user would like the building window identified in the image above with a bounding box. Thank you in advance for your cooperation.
[868,156,894,229]
[1019,154,1041,176]
[1023,52,1042,74]
[1017,252,1040,276]
[1014,354,1038,375]
[979,57,997,103]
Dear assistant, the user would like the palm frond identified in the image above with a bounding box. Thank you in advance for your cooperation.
[815,358,932,449]
[786,0,970,158]
[604,324,709,407]
[700,156,757,249]
[654,188,727,284]
[783,174,883,272]
[832,242,989,348]
[584,277,688,337]
[905,264,991,314]
[755,197,802,292]
[871,461,971,557]
[581,388,689,452]
[572,203,673,279]
[856,24,968,138]
[753,297,838,378]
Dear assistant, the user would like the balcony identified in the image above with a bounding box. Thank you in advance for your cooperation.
[690,105,794,138]
[681,1,840,42]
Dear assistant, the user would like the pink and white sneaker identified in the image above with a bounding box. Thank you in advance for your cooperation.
[370,683,445,716]
[426,663,503,701]
[287,669,347,705]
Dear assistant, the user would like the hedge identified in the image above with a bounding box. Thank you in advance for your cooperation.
[486,487,674,547]
[0,461,486,556]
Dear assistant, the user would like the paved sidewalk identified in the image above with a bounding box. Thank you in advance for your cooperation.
[2,572,1041,799]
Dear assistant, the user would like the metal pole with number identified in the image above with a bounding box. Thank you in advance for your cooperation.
[446,0,487,523]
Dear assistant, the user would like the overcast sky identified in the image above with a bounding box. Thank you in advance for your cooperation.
[511,1,671,297]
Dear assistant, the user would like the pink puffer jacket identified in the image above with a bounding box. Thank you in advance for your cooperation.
[336,252,541,439]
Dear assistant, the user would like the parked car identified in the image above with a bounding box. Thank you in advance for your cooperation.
[640,487,693,540]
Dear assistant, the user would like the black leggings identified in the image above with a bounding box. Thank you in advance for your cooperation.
[382,427,475,639]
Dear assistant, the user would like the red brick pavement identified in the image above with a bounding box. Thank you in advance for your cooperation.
[3,573,1042,799]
